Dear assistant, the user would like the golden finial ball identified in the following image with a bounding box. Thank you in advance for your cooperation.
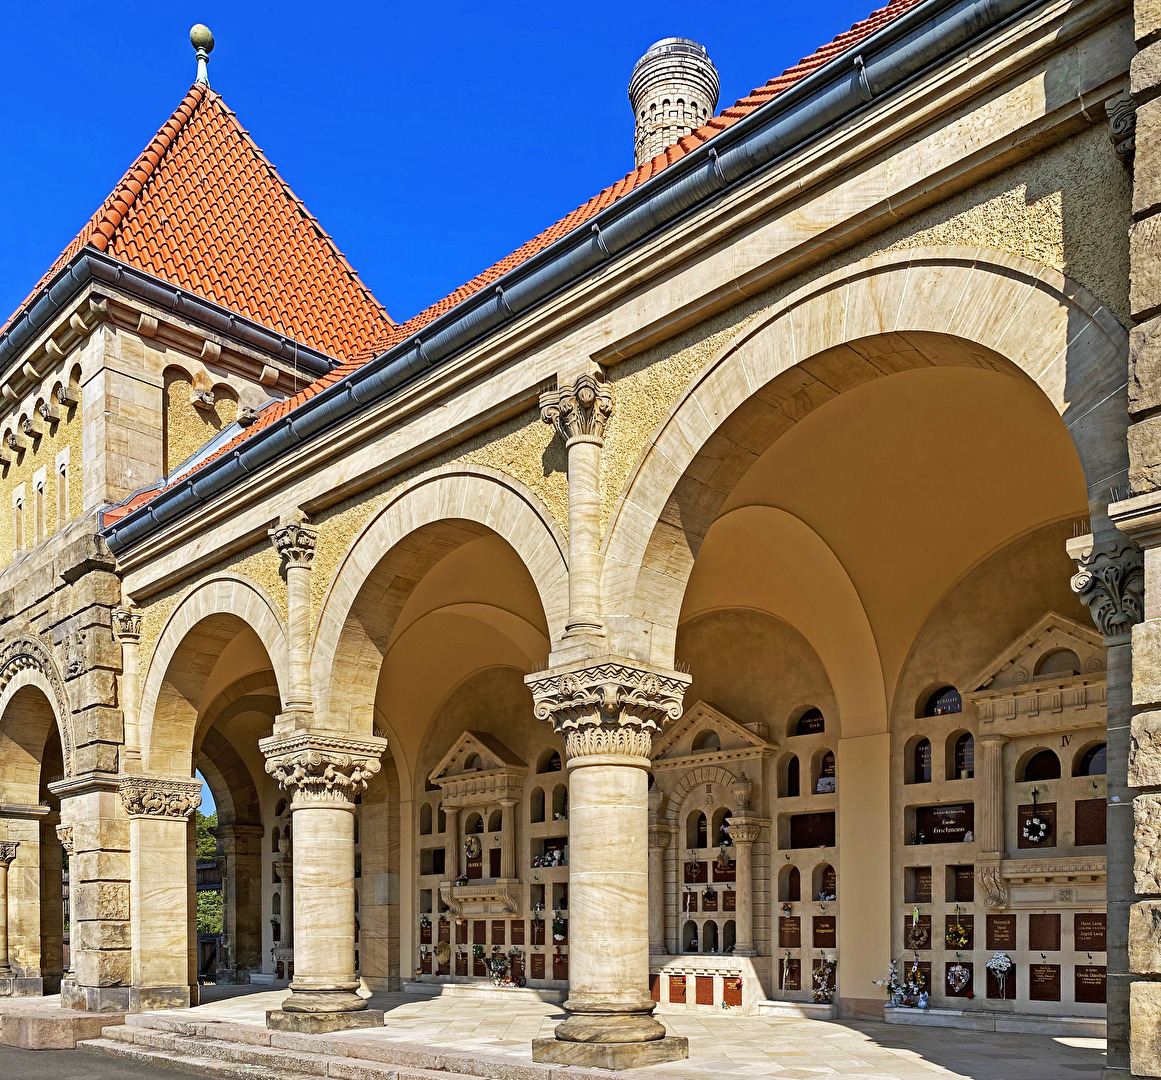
[190,24,215,53]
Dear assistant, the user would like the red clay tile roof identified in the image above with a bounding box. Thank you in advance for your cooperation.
[3,82,394,359]
[103,0,922,526]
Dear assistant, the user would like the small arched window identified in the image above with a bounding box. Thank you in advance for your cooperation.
[465,813,484,834]
[687,811,708,849]
[785,756,800,798]
[552,785,568,820]
[923,686,962,717]
[784,865,801,902]
[1035,648,1081,678]
[815,751,836,794]
[271,826,280,853]
[530,787,546,823]
[953,734,975,779]
[538,749,562,774]
[1021,749,1061,782]
[272,893,281,916]
[692,729,721,753]
[1075,743,1107,777]
[419,804,433,835]
[702,921,719,954]
[795,708,825,736]
[682,920,698,953]
[463,753,482,772]
[487,809,502,833]
[911,738,932,784]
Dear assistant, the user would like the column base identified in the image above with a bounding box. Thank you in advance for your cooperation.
[0,976,47,997]
[267,1008,384,1034]
[129,985,191,1011]
[62,982,131,1012]
[532,1036,689,1069]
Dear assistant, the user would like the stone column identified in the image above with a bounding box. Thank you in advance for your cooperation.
[56,825,75,980]
[647,825,671,957]
[0,841,17,979]
[526,658,692,1070]
[261,731,387,1032]
[499,798,517,880]
[728,822,762,957]
[213,823,265,980]
[539,373,613,647]
[274,854,293,947]
[974,734,1009,909]
[121,775,202,1010]
[444,806,460,882]
[112,609,143,773]
[1066,534,1142,1072]
[269,513,318,724]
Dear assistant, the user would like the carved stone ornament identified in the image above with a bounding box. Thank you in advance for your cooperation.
[0,637,72,774]
[526,658,692,761]
[727,821,762,845]
[732,772,754,812]
[649,826,672,849]
[119,776,203,819]
[1070,537,1144,643]
[977,864,1008,908]
[0,840,17,866]
[111,609,143,642]
[1107,87,1136,167]
[539,373,614,447]
[261,732,387,807]
[55,825,73,855]
[269,517,317,569]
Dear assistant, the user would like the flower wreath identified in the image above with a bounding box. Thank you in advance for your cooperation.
[947,962,971,993]
[464,835,482,858]
[945,921,970,949]
[1021,816,1050,844]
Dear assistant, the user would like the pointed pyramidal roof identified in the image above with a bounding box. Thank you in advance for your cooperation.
[6,82,394,360]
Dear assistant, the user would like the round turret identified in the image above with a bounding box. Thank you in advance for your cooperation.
[628,38,720,167]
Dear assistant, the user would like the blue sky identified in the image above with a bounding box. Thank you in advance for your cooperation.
[1,0,877,327]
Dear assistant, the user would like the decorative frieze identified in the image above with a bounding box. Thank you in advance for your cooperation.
[539,373,613,447]
[119,776,203,819]
[1070,536,1144,644]
[261,732,387,806]
[564,725,654,760]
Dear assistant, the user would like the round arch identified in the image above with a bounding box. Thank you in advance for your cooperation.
[602,248,1128,671]
[311,466,569,733]
[0,637,74,776]
[138,574,289,775]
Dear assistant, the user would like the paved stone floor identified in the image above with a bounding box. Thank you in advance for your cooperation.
[183,986,1107,1079]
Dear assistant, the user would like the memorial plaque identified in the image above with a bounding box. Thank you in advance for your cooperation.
[684,861,708,884]
[723,977,743,1007]
[696,975,714,1005]
[511,955,524,982]
[723,890,737,912]
[456,919,468,944]
[914,803,974,844]
[790,812,835,849]
[813,915,837,948]
[650,973,660,1002]
[532,919,545,946]
[1075,965,1106,1004]
[682,891,698,914]
[779,958,801,991]
[797,711,825,735]
[986,914,1017,950]
[822,865,837,898]
[473,920,486,945]
[530,952,545,980]
[438,917,450,943]
[420,921,432,945]
[492,920,506,945]
[713,859,737,883]
[1029,963,1061,1001]
[1029,913,1061,952]
[421,952,432,973]
[702,890,718,912]
[944,961,973,998]
[511,920,525,945]
[489,848,502,877]
[945,913,974,950]
[473,955,486,977]
[553,953,569,981]
[456,953,468,976]
[908,867,933,904]
[986,962,1016,999]
[904,914,932,951]
[1017,802,1057,849]
[953,865,975,903]
[1074,913,1106,952]
[1075,799,1107,847]
[669,974,687,1003]
[779,916,802,949]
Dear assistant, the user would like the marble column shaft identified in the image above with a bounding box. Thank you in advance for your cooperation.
[56,826,75,978]
[499,799,517,880]
[728,821,762,957]
[0,841,17,977]
[269,516,317,715]
[647,827,670,955]
[975,734,1008,857]
[444,807,460,881]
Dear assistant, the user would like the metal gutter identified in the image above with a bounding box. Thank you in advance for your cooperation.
[102,0,1041,555]
[0,250,335,381]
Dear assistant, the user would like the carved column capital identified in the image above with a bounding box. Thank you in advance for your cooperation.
[260,732,387,807]
[111,608,142,642]
[269,515,317,569]
[119,776,203,819]
[727,821,762,845]
[649,826,673,849]
[1069,536,1144,645]
[55,825,74,855]
[526,656,691,761]
[0,840,17,866]
[1107,87,1136,167]
[539,373,614,447]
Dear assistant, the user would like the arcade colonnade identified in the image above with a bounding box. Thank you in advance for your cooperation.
[0,251,1138,1067]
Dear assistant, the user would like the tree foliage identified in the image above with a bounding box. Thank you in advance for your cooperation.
[197,889,223,935]
[195,810,218,859]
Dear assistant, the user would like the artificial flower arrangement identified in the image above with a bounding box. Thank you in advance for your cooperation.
[813,956,837,1003]
[986,952,1012,997]
[945,906,970,949]
[552,910,567,941]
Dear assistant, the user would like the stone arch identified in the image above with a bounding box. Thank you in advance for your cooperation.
[662,763,741,825]
[603,248,1128,670]
[138,574,288,775]
[0,636,74,776]
[312,465,568,732]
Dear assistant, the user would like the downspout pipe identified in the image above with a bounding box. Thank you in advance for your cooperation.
[103,0,1039,555]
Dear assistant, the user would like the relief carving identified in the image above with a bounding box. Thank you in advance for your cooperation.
[0,841,18,866]
[269,517,318,569]
[977,864,1007,908]
[1070,537,1144,643]
[539,373,614,446]
[119,776,203,819]
[261,732,386,806]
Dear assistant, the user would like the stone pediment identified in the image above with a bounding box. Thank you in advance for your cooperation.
[962,613,1106,735]
[651,701,776,770]
[429,731,527,806]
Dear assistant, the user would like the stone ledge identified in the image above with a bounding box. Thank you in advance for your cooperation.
[884,1006,1106,1037]
[266,1008,384,1034]
[402,979,567,1004]
[0,1005,125,1049]
[756,1000,838,1020]
[532,1035,689,1069]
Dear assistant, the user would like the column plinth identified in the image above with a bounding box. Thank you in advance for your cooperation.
[261,731,387,1031]
[526,656,691,1070]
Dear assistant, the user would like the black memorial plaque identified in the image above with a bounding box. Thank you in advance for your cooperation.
[1029,913,1061,952]
[1030,963,1062,1001]
[779,916,801,949]
[914,803,974,844]
[904,914,932,951]
[813,916,837,948]
[790,813,835,849]
[1017,802,1057,849]
[986,914,1017,950]
[1074,913,1106,952]
[1075,799,1107,847]
[1075,965,1107,1004]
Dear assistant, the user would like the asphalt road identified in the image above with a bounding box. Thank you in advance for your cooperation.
[0,1043,206,1078]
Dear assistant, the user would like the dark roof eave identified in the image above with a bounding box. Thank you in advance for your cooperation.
[102,0,1041,556]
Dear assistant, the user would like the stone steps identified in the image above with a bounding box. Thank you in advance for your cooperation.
[79,1015,629,1080]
